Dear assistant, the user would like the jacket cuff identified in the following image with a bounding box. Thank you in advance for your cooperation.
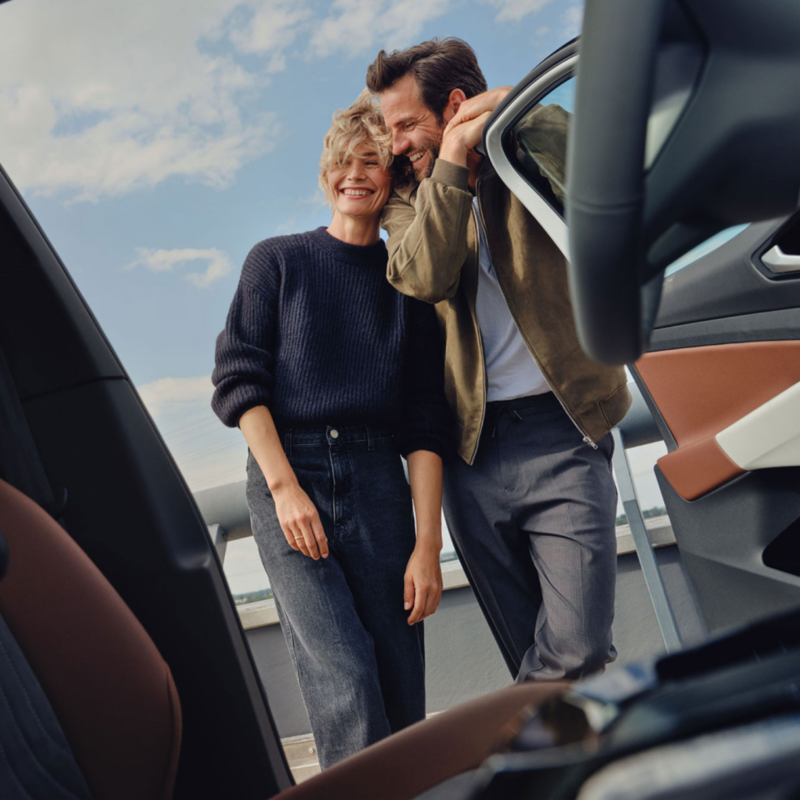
[430,159,470,193]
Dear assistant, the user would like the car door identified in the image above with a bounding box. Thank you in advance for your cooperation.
[485,40,800,635]
[0,162,293,796]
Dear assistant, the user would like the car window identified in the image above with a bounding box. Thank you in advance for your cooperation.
[664,224,750,277]
[506,76,575,218]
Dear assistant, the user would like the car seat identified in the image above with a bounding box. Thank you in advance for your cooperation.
[0,478,182,800]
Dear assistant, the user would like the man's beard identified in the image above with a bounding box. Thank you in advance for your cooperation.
[409,136,441,180]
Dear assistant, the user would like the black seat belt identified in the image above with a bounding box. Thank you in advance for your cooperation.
[0,345,65,520]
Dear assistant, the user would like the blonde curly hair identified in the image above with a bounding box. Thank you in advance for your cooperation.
[319,90,401,205]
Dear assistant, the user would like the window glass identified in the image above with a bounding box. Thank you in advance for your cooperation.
[664,224,750,277]
[508,76,575,217]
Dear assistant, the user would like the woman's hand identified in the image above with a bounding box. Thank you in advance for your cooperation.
[239,406,329,561]
[404,450,444,624]
[272,481,329,560]
[404,542,443,625]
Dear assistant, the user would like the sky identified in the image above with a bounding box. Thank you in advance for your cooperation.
[0,0,670,594]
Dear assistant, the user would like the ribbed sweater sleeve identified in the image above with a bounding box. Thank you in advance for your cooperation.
[211,244,280,428]
[395,300,454,460]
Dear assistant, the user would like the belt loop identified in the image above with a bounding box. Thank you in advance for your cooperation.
[284,431,293,457]
[366,426,375,451]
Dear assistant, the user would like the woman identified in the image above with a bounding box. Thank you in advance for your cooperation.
[211,94,451,769]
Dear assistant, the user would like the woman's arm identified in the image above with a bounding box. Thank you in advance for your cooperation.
[404,449,444,625]
[239,405,328,561]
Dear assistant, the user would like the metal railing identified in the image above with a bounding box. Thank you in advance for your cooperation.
[199,382,686,653]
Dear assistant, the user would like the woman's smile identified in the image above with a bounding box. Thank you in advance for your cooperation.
[340,187,374,197]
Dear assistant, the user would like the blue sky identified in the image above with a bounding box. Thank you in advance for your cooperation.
[0,0,671,592]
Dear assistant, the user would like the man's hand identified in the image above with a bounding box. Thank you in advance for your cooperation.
[439,111,491,167]
[273,481,329,560]
[443,86,513,139]
[404,543,443,625]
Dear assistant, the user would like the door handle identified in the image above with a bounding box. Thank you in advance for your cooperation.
[762,244,800,274]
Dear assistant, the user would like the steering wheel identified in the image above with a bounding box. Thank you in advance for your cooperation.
[566,1,668,366]
[566,0,800,365]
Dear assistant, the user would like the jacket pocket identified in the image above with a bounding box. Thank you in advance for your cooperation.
[599,382,632,430]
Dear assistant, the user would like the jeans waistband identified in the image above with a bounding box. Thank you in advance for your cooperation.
[485,391,559,418]
[276,423,394,455]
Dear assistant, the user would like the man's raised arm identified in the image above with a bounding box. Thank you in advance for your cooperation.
[381,159,473,305]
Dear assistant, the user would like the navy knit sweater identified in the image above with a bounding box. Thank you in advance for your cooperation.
[211,227,452,458]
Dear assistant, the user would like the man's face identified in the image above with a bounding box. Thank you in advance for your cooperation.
[380,74,446,180]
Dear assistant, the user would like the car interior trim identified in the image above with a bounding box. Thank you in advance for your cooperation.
[655,436,745,502]
[715,381,800,471]
[761,244,800,275]
[636,341,800,499]
[648,307,800,351]
[643,40,704,169]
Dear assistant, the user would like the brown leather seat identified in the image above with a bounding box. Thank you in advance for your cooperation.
[0,478,182,800]
[0,474,568,800]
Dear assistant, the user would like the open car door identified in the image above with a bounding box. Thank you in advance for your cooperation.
[0,164,292,797]
[484,0,800,635]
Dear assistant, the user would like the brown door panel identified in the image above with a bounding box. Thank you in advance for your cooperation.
[635,341,800,500]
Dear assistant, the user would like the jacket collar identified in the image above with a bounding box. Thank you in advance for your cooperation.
[393,157,497,203]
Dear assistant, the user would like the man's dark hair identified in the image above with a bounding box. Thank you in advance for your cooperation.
[366,38,488,121]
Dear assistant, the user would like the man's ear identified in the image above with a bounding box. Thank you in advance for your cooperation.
[442,88,467,124]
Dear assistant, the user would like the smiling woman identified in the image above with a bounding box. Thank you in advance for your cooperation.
[319,94,397,243]
[210,93,453,769]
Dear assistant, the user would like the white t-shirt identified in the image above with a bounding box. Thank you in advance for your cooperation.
[473,198,551,402]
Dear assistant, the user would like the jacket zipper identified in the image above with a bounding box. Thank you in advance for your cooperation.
[469,205,489,465]
[474,178,597,449]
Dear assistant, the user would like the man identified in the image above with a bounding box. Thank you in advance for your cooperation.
[366,39,631,682]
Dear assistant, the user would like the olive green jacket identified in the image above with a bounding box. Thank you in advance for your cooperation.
[381,156,631,465]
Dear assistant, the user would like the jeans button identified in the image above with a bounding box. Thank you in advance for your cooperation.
[330,429,339,439]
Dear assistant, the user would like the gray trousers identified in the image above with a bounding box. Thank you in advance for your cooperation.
[443,393,618,682]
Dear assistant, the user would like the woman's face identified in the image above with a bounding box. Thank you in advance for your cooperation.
[327,146,392,223]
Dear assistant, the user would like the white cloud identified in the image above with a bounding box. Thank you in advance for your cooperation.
[562,4,584,37]
[0,0,284,201]
[229,1,312,71]
[481,0,555,23]
[137,374,247,492]
[0,0,473,203]
[127,247,232,288]
[308,0,454,60]
[138,375,215,417]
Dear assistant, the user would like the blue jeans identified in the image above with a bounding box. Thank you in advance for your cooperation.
[246,425,426,768]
